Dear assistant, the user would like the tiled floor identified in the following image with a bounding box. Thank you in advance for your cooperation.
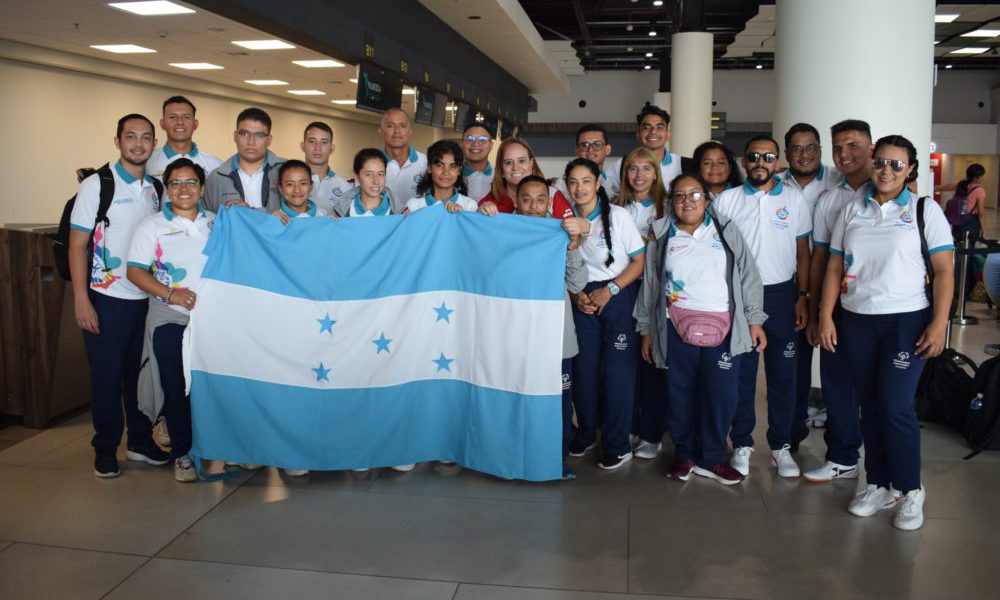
[3,225,999,599]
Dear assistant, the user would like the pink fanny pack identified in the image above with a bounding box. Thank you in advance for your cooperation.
[669,305,731,347]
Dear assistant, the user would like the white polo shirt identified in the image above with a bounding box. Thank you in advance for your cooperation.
[604,151,682,197]
[712,177,811,286]
[574,201,646,282]
[830,188,954,315]
[126,203,214,314]
[279,199,327,219]
[69,161,161,300]
[813,178,871,249]
[147,142,222,179]
[348,189,393,217]
[462,162,494,202]
[664,214,729,313]
[385,146,427,209]
[779,164,840,212]
[310,167,353,215]
[626,198,657,239]
[405,192,478,214]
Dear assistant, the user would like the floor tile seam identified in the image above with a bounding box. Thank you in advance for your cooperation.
[5,429,93,459]
[0,538,153,558]
[98,556,153,600]
[0,541,13,556]
[454,581,756,600]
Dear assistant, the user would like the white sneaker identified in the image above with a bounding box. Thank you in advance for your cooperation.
[893,487,926,531]
[848,484,902,517]
[391,463,416,472]
[633,440,662,459]
[803,461,859,483]
[771,444,800,478]
[174,455,197,483]
[730,446,753,476]
[351,468,370,473]
[283,468,309,477]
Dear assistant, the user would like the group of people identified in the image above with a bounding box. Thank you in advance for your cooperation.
[69,94,957,532]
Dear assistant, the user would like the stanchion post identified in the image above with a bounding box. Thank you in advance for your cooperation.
[952,229,979,326]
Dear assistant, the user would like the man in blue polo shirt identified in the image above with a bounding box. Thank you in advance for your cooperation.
[146,95,222,179]
[69,113,169,478]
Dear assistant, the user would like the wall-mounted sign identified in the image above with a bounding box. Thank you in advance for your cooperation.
[355,60,403,114]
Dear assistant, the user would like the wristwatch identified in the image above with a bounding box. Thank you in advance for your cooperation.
[607,281,621,296]
[798,290,809,299]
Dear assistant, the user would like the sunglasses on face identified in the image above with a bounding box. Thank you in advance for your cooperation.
[873,157,908,173]
[746,152,777,164]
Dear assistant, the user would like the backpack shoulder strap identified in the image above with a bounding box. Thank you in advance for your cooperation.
[917,195,934,302]
[95,163,115,228]
[151,176,164,207]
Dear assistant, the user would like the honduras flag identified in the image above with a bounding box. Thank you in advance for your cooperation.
[184,205,566,481]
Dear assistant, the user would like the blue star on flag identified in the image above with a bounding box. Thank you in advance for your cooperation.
[372,332,393,354]
[433,302,454,323]
[316,313,336,334]
[433,352,454,372]
[312,362,331,382]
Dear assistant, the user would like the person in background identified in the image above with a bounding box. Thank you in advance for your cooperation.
[604,105,682,197]
[146,95,222,179]
[478,137,572,218]
[273,159,326,222]
[404,140,477,214]
[693,141,742,200]
[553,124,617,205]
[301,121,353,215]
[380,108,427,213]
[203,107,285,213]
[333,149,392,218]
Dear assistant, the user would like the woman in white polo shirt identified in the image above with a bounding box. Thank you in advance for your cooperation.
[819,134,954,531]
[333,149,392,218]
[565,158,646,470]
[273,159,327,221]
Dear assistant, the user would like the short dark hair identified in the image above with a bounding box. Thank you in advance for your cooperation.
[784,122,820,148]
[830,119,872,141]
[304,121,333,139]
[463,120,495,138]
[873,135,920,184]
[116,113,155,139]
[236,107,272,132]
[353,148,387,174]
[744,135,780,158]
[278,159,311,183]
[692,141,743,189]
[516,174,549,197]
[576,123,608,144]
[416,140,468,196]
[636,104,670,127]
[162,158,206,185]
[162,95,196,115]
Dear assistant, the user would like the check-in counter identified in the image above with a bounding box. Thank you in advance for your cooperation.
[0,225,90,427]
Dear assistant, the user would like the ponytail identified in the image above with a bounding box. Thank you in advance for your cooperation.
[598,187,614,267]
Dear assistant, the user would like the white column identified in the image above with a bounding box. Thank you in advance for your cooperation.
[652,92,671,115]
[773,0,935,194]
[669,32,714,157]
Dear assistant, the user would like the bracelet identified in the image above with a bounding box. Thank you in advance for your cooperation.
[163,288,174,305]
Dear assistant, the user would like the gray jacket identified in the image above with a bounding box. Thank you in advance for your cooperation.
[332,187,407,218]
[634,210,767,369]
[203,151,286,213]
[564,249,587,359]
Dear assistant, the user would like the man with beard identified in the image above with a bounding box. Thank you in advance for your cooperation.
[69,113,169,478]
[712,135,811,480]
[802,119,874,483]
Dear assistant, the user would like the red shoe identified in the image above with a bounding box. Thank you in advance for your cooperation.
[693,463,745,485]
[668,458,695,481]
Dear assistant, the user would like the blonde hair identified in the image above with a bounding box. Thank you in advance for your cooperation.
[491,137,545,201]
[619,147,666,219]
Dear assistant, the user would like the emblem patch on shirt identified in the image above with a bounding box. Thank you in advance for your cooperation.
[562,373,572,390]
[772,206,791,230]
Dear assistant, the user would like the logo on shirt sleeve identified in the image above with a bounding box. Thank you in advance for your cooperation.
[89,225,121,290]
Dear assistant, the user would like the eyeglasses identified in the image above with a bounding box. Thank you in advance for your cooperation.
[672,192,704,204]
[167,178,200,188]
[464,135,490,143]
[873,157,908,173]
[577,140,607,151]
[237,130,269,140]
[788,144,819,156]
[746,152,778,164]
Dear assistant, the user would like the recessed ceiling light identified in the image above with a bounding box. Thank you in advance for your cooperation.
[108,1,194,16]
[950,47,989,54]
[648,30,657,37]
[644,65,652,70]
[169,62,223,70]
[348,78,358,83]
[288,89,325,95]
[961,29,1000,38]
[292,59,345,68]
[232,40,295,50]
[244,79,288,85]
[653,0,664,6]
[91,44,156,53]
[331,99,356,105]
[945,64,954,69]
[468,15,481,20]
[935,14,959,23]
[934,40,940,44]
[645,52,653,57]
[755,63,763,69]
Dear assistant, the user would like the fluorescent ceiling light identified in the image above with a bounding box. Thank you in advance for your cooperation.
[288,89,325,95]
[402,88,416,95]
[91,44,156,53]
[945,64,954,69]
[170,62,222,69]
[935,14,959,23]
[645,52,653,57]
[292,59,345,68]
[648,30,656,37]
[961,29,1000,38]
[108,1,194,15]
[245,79,288,85]
[331,99,356,105]
[348,78,358,83]
[643,65,651,70]
[950,47,989,54]
[232,40,295,50]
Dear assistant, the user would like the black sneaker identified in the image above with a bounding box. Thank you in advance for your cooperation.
[94,452,121,478]
[126,443,170,466]
[561,461,577,481]
[568,441,597,457]
[597,451,633,470]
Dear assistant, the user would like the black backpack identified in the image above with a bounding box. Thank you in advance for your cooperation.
[963,355,1000,457]
[53,164,163,281]
[915,348,978,431]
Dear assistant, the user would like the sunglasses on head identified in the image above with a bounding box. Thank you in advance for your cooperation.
[873,157,908,173]
[746,151,777,164]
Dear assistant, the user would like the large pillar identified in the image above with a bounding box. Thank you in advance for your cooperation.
[669,31,714,157]
[773,0,935,194]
